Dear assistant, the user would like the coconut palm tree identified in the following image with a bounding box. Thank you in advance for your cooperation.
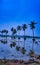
[21,47,26,54]
[11,27,17,39]
[13,29,17,41]
[21,24,27,54]
[11,27,14,38]
[22,24,27,48]
[17,25,21,45]
[29,21,36,51]
[11,28,17,47]
[3,29,7,40]
[6,30,8,35]
[1,30,4,41]
[11,28,16,36]
[1,29,8,44]
[13,29,17,47]
[0,31,2,34]
[11,27,14,32]
[10,43,13,48]
[29,49,35,60]
[16,25,21,51]
[1,30,4,35]
[6,30,8,41]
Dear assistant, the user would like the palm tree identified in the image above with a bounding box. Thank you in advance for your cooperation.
[13,29,17,35]
[13,29,17,47]
[22,24,27,48]
[11,27,14,38]
[3,29,6,40]
[0,31,2,34]
[16,25,21,51]
[11,27,14,32]
[6,30,8,35]
[13,29,17,41]
[1,30,4,35]
[21,47,26,54]
[1,29,8,44]
[6,30,8,41]
[29,49,35,60]
[10,44,12,48]
[29,21,36,51]
[1,30,4,41]
[11,27,17,38]
[21,24,27,54]
[17,25,21,46]
[0,31,2,42]
[11,28,17,47]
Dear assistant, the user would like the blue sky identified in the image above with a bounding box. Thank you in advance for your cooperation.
[0,0,40,35]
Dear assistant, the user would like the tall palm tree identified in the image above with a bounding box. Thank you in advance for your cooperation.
[0,30,3,43]
[17,25,21,46]
[16,25,21,51]
[0,30,2,37]
[11,28,17,47]
[21,24,27,54]
[6,30,8,41]
[13,29,17,42]
[3,29,7,40]
[22,24,27,48]
[0,31,2,42]
[2,29,8,44]
[11,27,14,39]
[6,30,8,35]
[0,31,2,34]
[11,27,14,32]
[1,30,4,35]
[1,30,4,41]
[11,27,17,39]
[29,21,36,51]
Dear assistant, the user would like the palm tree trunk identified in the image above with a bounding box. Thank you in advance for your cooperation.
[18,31,20,46]
[12,32,14,40]
[18,39,20,46]
[6,33,7,41]
[32,29,34,51]
[2,32,3,40]
[23,30,25,48]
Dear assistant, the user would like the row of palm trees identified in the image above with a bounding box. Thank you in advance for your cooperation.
[10,21,37,55]
[0,29,8,36]
[0,29,8,44]
[0,21,37,55]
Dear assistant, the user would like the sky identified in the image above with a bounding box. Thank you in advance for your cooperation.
[0,0,40,36]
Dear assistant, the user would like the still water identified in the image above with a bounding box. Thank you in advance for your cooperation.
[0,37,40,60]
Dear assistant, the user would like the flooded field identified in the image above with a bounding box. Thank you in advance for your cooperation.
[0,37,40,60]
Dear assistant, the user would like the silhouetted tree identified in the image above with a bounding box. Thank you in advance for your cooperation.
[0,31,2,34]
[21,47,26,54]
[29,21,36,51]
[20,24,27,54]
[6,30,8,41]
[11,27,14,32]
[29,49,34,59]
[16,46,20,51]
[22,24,27,48]
[1,30,4,35]
[11,27,14,39]
[1,30,4,42]
[17,25,21,46]
[16,25,21,51]
[13,29,17,42]
[11,28,17,47]
[3,29,8,41]
[1,29,8,44]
